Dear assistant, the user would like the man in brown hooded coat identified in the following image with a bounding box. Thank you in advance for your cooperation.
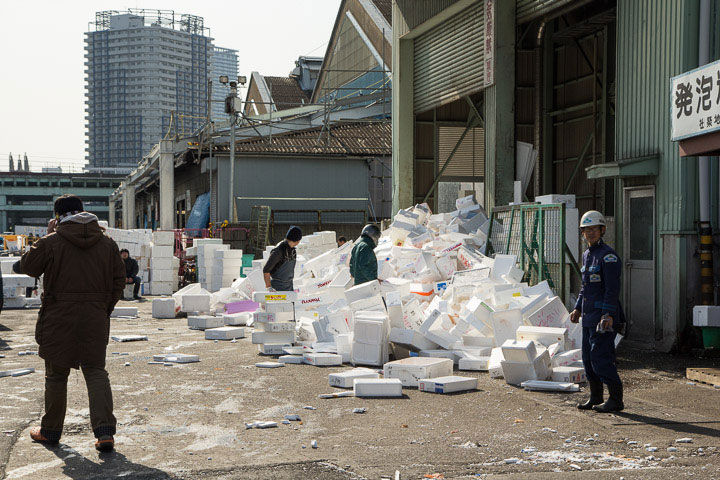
[13,194,126,451]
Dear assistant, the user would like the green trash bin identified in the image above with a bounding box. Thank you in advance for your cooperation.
[701,327,720,349]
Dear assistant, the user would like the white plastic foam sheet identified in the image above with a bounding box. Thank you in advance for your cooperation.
[491,309,522,347]
[384,357,454,387]
[525,296,569,328]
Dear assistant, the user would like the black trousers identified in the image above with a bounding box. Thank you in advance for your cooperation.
[127,276,141,297]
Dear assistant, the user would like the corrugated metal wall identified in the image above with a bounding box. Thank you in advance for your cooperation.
[395,0,461,35]
[615,0,699,232]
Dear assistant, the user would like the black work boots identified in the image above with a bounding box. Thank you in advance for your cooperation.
[577,380,604,410]
[593,383,624,413]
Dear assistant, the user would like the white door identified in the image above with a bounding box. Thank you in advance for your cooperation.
[623,187,655,346]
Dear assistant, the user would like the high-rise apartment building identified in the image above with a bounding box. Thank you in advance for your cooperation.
[210,47,239,121]
[85,10,213,173]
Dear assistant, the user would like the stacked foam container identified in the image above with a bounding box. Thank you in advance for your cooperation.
[0,258,38,309]
[149,231,178,296]
[105,227,153,294]
[170,195,588,394]
[194,238,227,290]
[209,248,244,292]
[251,294,297,355]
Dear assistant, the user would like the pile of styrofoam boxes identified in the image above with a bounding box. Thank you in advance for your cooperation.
[105,227,153,294]
[149,231,177,296]
[1,272,36,309]
[209,248,243,292]
[200,194,588,394]
[295,231,338,260]
[194,238,226,290]
[251,293,297,355]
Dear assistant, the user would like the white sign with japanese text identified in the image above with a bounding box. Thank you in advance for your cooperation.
[671,58,720,141]
[484,0,494,87]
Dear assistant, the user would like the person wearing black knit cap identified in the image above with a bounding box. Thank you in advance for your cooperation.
[263,226,302,291]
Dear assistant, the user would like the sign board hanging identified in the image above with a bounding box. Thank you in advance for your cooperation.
[671,58,720,141]
[484,0,495,88]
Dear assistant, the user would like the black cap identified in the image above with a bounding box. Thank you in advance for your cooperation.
[286,226,302,242]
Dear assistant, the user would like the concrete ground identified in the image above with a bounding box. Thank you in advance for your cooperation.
[1,299,719,479]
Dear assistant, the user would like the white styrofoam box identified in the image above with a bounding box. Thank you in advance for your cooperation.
[223,312,252,326]
[552,349,582,367]
[151,281,174,296]
[525,296,569,328]
[419,349,460,364]
[491,309,523,346]
[1,274,35,288]
[255,321,296,333]
[418,376,478,394]
[266,301,294,313]
[551,366,586,383]
[328,368,379,388]
[516,325,569,349]
[693,305,720,327]
[151,245,173,258]
[299,290,343,310]
[488,347,505,378]
[462,334,495,348]
[152,269,176,282]
[253,312,278,323]
[181,293,211,313]
[111,306,138,318]
[354,318,386,345]
[351,342,385,367]
[2,297,27,309]
[383,357,453,387]
[152,230,175,246]
[154,353,199,363]
[303,352,343,366]
[251,331,295,345]
[279,355,305,364]
[458,356,491,371]
[425,328,461,350]
[325,310,353,335]
[535,194,576,209]
[258,343,292,355]
[350,295,386,312]
[501,339,538,364]
[501,350,552,385]
[151,257,173,270]
[389,328,439,351]
[152,298,176,319]
[188,315,224,330]
[216,249,243,259]
[345,279,382,304]
[353,378,403,397]
[205,326,245,340]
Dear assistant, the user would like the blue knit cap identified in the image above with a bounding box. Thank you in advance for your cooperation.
[286,226,302,242]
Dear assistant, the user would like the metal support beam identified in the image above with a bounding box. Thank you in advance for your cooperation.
[564,116,601,193]
[159,139,175,230]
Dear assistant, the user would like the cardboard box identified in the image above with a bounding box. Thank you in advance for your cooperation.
[418,376,478,393]
[383,357,453,387]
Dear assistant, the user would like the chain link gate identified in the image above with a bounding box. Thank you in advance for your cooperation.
[486,204,574,302]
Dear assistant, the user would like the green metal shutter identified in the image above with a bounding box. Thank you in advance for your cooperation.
[413,2,485,114]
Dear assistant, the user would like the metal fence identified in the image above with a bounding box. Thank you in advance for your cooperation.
[487,204,567,301]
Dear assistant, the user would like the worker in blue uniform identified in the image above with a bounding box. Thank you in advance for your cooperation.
[570,210,625,413]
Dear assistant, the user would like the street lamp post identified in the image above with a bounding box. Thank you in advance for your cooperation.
[220,75,246,223]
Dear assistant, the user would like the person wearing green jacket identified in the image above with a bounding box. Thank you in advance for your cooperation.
[350,224,380,285]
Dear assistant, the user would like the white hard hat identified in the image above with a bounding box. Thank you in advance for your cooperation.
[580,210,606,228]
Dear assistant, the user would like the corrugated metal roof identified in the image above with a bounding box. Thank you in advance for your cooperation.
[219,122,391,156]
[264,76,311,111]
[371,0,392,24]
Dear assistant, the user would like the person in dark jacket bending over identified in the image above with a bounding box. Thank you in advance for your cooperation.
[13,194,126,451]
[120,249,142,300]
[570,210,626,413]
[263,226,302,291]
[350,224,380,286]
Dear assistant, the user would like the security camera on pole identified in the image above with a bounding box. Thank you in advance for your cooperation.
[219,75,246,223]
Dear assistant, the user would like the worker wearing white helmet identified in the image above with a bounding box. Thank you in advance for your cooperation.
[570,210,626,413]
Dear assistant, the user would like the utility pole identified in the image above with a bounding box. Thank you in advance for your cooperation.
[219,75,246,223]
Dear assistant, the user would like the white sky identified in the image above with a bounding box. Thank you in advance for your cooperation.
[0,0,341,172]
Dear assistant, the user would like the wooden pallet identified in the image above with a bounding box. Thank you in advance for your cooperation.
[686,367,720,387]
